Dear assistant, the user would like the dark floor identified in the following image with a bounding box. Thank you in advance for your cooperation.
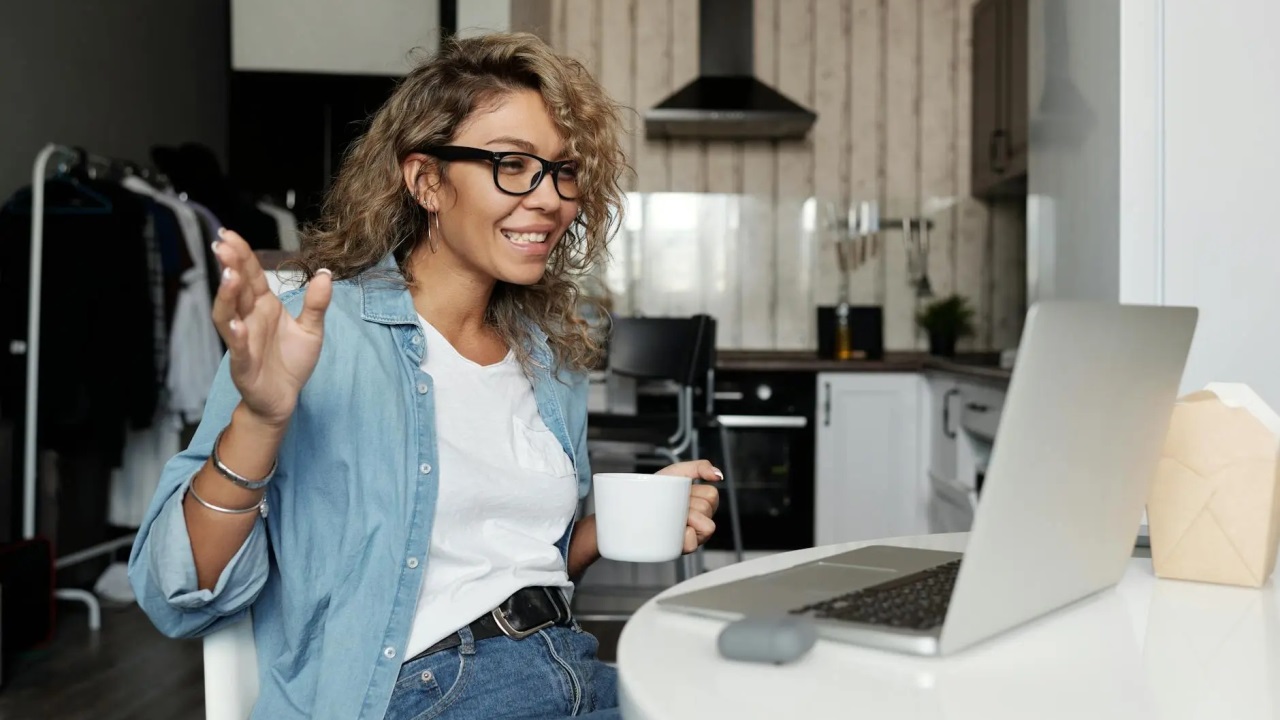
[0,604,625,720]
[0,604,204,720]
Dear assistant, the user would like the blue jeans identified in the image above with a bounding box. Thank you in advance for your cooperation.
[384,622,620,719]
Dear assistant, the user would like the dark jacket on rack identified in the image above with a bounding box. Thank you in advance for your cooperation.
[0,176,159,467]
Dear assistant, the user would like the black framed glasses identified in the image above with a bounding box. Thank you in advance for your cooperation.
[421,145,580,201]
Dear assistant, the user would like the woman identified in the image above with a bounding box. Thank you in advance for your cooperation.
[128,32,722,720]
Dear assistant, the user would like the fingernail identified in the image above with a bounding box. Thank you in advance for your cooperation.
[229,318,241,334]
[712,468,724,480]
[216,227,227,239]
[210,241,221,256]
[316,268,333,277]
[222,267,235,283]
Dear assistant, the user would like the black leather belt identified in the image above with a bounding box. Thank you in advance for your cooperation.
[407,586,572,663]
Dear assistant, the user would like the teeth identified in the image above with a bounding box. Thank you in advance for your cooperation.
[502,231,549,244]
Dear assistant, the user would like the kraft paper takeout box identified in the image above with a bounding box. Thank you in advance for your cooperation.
[1148,383,1280,587]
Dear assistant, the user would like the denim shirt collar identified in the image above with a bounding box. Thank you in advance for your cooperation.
[357,253,556,369]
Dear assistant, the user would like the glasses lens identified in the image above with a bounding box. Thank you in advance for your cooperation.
[494,155,579,200]
[553,163,579,200]
[495,155,539,195]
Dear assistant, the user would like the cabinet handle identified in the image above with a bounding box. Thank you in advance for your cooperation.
[966,401,990,413]
[823,382,832,427]
[942,388,961,439]
[989,129,1007,175]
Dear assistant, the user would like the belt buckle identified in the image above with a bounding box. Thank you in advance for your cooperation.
[491,588,566,640]
[491,607,554,640]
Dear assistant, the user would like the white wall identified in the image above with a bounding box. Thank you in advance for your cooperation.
[1026,0,1121,305]
[231,0,440,75]
[1161,0,1280,404]
[456,0,512,39]
[1028,0,1280,407]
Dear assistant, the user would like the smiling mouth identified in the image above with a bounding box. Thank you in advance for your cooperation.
[502,230,550,245]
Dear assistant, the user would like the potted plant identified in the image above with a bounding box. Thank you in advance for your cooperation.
[915,294,975,357]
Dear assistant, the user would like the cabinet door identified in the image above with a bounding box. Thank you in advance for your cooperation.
[1003,0,1030,177]
[970,0,1004,196]
[815,374,924,546]
[925,375,961,485]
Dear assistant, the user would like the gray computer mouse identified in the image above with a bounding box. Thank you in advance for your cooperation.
[716,615,817,665]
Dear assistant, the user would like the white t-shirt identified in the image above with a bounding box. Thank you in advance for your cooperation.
[403,316,579,659]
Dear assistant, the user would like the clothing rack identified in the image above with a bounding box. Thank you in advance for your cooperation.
[20,142,164,630]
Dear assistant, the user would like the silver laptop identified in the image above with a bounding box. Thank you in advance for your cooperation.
[658,301,1198,656]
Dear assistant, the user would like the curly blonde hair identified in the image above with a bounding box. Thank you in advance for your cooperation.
[289,32,627,373]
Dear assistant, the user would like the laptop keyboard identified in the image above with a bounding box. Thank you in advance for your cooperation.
[788,559,962,630]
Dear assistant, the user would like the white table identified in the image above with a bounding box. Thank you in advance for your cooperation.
[617,533,1280,720]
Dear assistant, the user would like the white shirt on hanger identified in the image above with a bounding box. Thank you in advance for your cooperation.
[256,201,300,252]
[402,316,578,660]
[122,176,221,424]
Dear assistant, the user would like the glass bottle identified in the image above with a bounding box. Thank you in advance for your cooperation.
[835,302,854,360]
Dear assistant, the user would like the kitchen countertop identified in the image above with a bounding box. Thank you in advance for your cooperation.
[245,259,1015,386]
[716,350,1012,384]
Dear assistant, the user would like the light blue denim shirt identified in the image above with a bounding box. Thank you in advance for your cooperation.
[127,255,592,720]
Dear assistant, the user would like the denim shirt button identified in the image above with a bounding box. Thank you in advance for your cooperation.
[383,646,396,659]
[417,382,429,394]
[419,463,432,474]
[407,557,419,569]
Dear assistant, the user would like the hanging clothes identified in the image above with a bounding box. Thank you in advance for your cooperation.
[151,143,280,250]
[121,176,222,425]
[0,175,159,467]
[257,200,300,252]
[108,413,181,528]
[186,199,231,325]
[106,177,180,529]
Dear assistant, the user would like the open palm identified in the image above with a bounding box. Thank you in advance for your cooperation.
[211,229,332,427]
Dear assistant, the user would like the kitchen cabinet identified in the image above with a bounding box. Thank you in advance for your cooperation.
[814,374,926,545]
[922,373,1008,534]
[971,0,1028,198]
[925,374,962,485]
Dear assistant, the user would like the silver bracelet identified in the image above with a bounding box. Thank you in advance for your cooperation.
[187,475,269,518]
[212,427,277,490]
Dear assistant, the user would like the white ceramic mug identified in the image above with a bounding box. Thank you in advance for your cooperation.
[592,473,692,562]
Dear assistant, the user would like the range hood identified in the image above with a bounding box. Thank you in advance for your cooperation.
[644,0,817,140]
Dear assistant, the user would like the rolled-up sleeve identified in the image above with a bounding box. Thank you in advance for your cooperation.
[127,353,271,639]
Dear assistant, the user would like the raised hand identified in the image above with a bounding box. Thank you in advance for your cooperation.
[210,229,332,429]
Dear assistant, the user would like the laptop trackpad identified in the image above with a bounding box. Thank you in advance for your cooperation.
[764,563,898,595]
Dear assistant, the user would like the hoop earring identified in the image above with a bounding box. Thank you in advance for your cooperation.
[420,209,442,253]
[429,211,442,252]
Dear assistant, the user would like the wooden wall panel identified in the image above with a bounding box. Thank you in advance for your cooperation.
[811,0,851,322]
[738,0,779,348]
[561,0,601,77]
[548,0,1027,352]
[953,0,993,349]
[773,0,816,349]
[882,0,921,350]
[596,0,637,316]
[920,0,958,305]
[847,0,883,307]
[667,0,705,193]
[632,0,671,193]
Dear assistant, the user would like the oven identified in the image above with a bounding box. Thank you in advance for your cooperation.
[700,370,816,552]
